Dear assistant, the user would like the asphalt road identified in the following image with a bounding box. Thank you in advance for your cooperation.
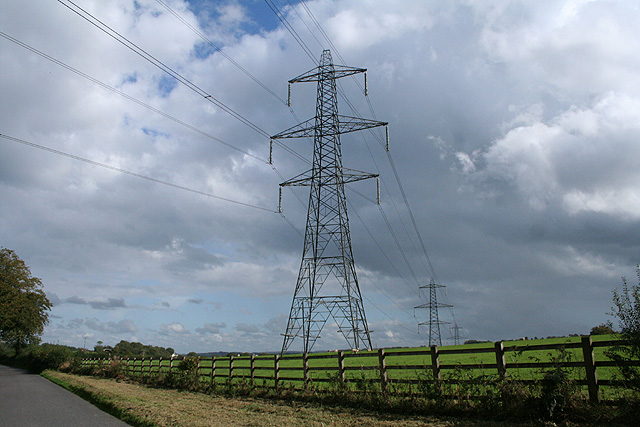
[0,364,130,427]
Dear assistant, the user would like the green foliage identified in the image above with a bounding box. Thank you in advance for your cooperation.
[0,342,81,373]
[0,248,52,351]
[149,357,205,392]
[607,266,640,392]
[591,323,616,335]
[94,358,125,379]
[112,340,174,359]
[537,347,581,421]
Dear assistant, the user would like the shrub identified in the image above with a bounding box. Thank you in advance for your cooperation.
[607,267,640,392]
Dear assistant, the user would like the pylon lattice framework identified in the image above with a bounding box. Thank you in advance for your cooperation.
[272,50,387,354]
[415,278,452,347]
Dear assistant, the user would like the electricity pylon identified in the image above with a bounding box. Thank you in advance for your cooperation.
[450,322,464,346]
[415,278,451,346]
[272,50,387,354]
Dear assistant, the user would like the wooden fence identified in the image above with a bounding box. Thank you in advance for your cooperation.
[82,336,639,403]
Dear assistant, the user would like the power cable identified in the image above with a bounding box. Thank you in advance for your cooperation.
[58,0,269,137]
[386,150,438,281]
[349,199,419,297]
[293,0,440,282]
[362,294,421,338]
[0,31,267,164]
[0,133,275,213]
[57,0,309,165]
[263,0,316,63]
[154,0,288,106]
[285,0,325,51]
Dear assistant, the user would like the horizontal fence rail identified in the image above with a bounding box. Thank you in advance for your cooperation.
[81,335,639,403]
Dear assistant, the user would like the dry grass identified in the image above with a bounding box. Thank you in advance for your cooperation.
[42,371,546,427]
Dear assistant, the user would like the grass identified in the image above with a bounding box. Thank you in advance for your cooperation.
[82,335,628,396]
[41,370,545,427]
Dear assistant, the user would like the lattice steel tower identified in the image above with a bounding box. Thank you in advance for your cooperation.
[272,50,387,354]
[415,278,452,346]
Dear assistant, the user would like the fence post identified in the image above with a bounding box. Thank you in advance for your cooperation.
[581,335,599,404]
[430,345,441,381]
[495,341,506,377]
[149,357,153,374]
[250,354,256,386]
[274,354,281,390]
[338,351,346,383]
[169,355,174,374]
[378,348,388,393]
[229,355,234,383]
[211,356,216,385]
[303,352,310,389]
[159,357,163,374]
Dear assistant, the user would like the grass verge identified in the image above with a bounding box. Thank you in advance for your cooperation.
[41,370,549,427]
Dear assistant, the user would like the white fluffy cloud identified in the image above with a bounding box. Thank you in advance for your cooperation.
[468,92,640,218]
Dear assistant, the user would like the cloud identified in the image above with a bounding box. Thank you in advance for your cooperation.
[160,323,189,334]
[235,323,261,333]
[195,322,227,335]
[59,296,128,310]
[85,318,138,334]
[466,92,640,217]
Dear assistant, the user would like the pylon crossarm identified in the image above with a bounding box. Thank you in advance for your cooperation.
[415,303,453,309]
[271,117,316,139]
[280,169,314,187]
[272,115,387,140]
[342,168,378,184]
[289,65,367,84]
[336,116,388,134]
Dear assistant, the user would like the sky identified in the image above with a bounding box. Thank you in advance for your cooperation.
[1,0,639,354]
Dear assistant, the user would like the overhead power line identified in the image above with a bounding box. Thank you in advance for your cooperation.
[0,133,275,213]
[154,0,288,106]
[264,0,316,62]
[0,30,266,164]
[292,0,439,281]
[57,0,310,164]
[58,0,269,137]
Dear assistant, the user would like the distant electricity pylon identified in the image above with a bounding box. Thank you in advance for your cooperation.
[272,50,388,354]
[450,322,464,346]
[415,278,452,346]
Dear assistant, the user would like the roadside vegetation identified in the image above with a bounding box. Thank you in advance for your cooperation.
[2,335,636,426]
[42,370,535,427]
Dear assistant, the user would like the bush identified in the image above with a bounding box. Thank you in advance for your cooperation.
[607,266,640,392]
[5,343,76,373]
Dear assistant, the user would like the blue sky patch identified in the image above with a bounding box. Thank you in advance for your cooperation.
[185,0,291,35]
[156,75,178,97]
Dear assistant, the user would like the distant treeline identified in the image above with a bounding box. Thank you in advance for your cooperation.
[106,340,175,359]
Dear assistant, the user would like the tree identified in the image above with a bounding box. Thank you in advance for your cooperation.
[0,248,52,351]
[606,266,640,391]
[590,323,615,335]
[111,340,174,358]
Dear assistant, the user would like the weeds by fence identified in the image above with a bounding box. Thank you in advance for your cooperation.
[81,335,639,404]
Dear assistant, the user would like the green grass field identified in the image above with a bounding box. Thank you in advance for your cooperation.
[84,334,632,400]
